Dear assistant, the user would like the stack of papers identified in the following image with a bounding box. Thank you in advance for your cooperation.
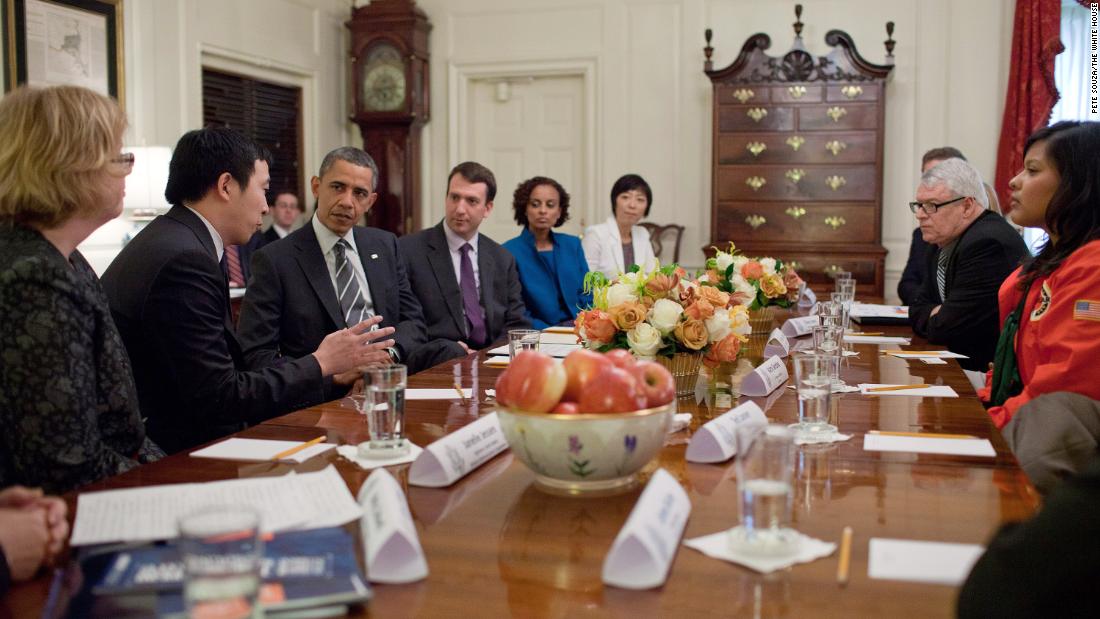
[862,432,995,457]
[858,384,959,398]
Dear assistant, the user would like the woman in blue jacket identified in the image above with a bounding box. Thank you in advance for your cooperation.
[503,176,592,329]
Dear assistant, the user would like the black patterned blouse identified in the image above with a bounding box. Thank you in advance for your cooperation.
[0,223,163,493]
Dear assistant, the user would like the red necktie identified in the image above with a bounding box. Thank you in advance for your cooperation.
[226,245,245,287]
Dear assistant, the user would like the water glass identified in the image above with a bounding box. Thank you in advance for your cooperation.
[829,292,853,334]
[179,506,263,619]
[832,270,852,285]
[790,353,838,437]
[508,329,541,359]
[358,364,409,458]
[731,425,799,557]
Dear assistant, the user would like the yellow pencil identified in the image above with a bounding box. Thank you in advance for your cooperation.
[454,381,468,404]
[869,430,978,440]
[837,526,853,586]
[866,384,931,392]
[271,436,325,461]
[850,332,884,336]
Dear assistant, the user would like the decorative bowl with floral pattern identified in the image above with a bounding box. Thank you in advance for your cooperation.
[496,403,674,495]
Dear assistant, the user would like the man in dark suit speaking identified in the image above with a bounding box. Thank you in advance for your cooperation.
[238,147,426,385]
[102,128,395,453]
[399,161,530,371]
[908,158,1027,374]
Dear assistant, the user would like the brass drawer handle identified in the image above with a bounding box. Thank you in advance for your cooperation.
[826,106,847,122]
[785,206,806,219]
[747,107,768,122]
[825,140,847,156]
[824,216,847,230]
[733,88,755,103]
[841,85,863,99]
[788,85,807,99]
[745,176,767,191]
[785,169,806,184]
[787,260,802,271]
[786,135,805,151]
[825,175,847,191]
[824,264,844,277]
[745,215,767,229]
[746,141,767,157]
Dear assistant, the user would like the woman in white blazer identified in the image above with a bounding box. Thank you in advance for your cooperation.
[582,174,658,278]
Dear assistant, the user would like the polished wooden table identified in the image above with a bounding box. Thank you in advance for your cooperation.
[6,328,1039,619]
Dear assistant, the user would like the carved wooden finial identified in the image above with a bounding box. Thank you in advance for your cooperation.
[704,28,714,70]
[884,21,896,62]
[793,4,804,38]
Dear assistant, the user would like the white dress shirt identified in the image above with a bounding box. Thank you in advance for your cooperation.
[311,215,375,315]
[271,224,291,239]
[184,205,225,261]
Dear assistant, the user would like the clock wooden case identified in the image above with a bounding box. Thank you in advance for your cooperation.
[349,0,431,236]
[704,6,896,299]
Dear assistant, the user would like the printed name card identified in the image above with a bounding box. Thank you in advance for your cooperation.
[797,285,817,308]
[781,315,819,338]
[357,469,428,584]
[763,328,791,358]
[685,401,768,463]
[602,469,691,589]
[408,412,509,487]
[739,355,788,397]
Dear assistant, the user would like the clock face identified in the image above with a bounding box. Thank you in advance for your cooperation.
[361,45,407,112]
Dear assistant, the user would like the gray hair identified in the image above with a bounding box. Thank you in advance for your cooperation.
[920,158,989,210]
[317,146,379,191]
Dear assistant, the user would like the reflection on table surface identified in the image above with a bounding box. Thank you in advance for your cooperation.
[6,324,1039,619]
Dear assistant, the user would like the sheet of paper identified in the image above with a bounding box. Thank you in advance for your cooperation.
[406,388,473,400]
[848,303,909,319]
[921,357,948,365]
[887,351,968,359]
[844,335,911,345]
[358,469,429,584]
[539,332,580,345]
[858,384,959,398]
[189,438,336,463]
[602,469,691,589]
[868,538,985,585]
[542,325,575,334]
[487,342,579,357]
[685,401,768,463]
[291,466,366,530]
[409,413,509,487]
[863,433,995,457]
[485,356,510,367]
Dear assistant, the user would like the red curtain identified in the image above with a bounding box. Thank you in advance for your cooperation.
[993,0,1064,214]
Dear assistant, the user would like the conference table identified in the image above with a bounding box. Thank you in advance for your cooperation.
[5,322,1039,619]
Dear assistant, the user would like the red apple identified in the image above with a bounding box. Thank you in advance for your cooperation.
[578,366,647,413]
[562,349,612,402]
[604,348,637,370]
[551,401,580,415]
[631,361,676,408]
[494,351,566,413]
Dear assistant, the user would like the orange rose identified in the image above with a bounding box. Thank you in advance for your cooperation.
[760,273,787,299]
[581,309,617,344]
[684,299,715,321]
[698,286,731,309]
[609,301,647,330]
[673,266,688,279]
[674,318,708,350]
[644,272,680,297]
[703,333,744,368]
[741,261,764,280]
[705,268,721,283]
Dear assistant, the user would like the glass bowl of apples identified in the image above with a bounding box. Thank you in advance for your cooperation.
[494,349,677,495]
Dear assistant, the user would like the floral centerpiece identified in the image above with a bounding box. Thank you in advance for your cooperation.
[702,243,805,334]
[576,265,752,394]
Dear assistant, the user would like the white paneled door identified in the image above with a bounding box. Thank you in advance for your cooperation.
[466,75,587,244]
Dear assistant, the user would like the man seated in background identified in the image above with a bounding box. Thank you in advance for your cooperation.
[102,127,395,453]
[238,147,426,389]
[264,189,303,243]
[398,161,529,371]
[898,147,966,305]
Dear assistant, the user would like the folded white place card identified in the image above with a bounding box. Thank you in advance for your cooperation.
[858,384,959,398]
[863,433,995,457]
[781,316,819,338]
[844,335,911,345]
[357,468,429,584]
[797,285,817,308]
[683,528,836,574]
[602,468,691,590]
[337,443,423,470]
[868,538,984,585]
[763,328,791,358]
[406,388,473,400]
[539,332,581,345]
[685,401,768,463]
[740,355,788,397]
[190,438,336,463]
[408,413,509,487]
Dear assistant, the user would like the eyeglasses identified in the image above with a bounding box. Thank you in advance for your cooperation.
[110,152,136,173]
[907,195,966,215]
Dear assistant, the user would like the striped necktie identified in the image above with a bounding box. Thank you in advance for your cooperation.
[225,245,245,288]
[334,239,370,327]
[936,248,949,301]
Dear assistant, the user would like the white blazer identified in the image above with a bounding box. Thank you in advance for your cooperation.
[581,216,657,278]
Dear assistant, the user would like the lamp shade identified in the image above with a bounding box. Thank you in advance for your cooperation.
[122,146,172,214]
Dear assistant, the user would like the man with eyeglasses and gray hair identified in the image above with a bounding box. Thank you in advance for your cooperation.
[907,158,1028,378]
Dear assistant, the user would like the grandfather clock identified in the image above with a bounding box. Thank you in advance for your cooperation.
[348,0,431,236]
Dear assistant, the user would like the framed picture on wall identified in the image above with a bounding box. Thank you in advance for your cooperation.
[2,0,122,101]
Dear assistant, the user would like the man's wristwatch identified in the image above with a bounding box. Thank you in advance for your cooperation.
[386,347,400,364]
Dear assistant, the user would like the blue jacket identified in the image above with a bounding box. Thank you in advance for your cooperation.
[503,228,592,329]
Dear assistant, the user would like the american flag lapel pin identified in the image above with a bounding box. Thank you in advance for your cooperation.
[371,253,379,259]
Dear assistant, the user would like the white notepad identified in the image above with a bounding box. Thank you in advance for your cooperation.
[190,438,336,463]
[406,388,473,400]
[863,433,995,457]
[858,384,959,398]
[868,538,985,585]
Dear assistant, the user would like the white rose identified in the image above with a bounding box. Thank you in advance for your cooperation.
[730,274,757,304]
[730,306,752,337]
[760,257,777,276]
[618,271,642,288]
[627,323,662,358]
[648,298,684,335]
[704,310,733,343]
[715,251,735,273]
[606,282,638,307]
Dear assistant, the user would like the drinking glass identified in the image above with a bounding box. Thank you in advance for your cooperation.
[179,506,263,619]
[357,364,409,458]
[730,425,799,557]
[789,353,838,438]
[829,291,853,335]
[812,324,845,386]
[832,270,852,285]
[508,329,541,359]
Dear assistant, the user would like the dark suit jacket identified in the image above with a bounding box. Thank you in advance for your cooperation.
[909,210,1028,371]
[897,227,930,306]
[237,222,426,388]
[262,226,283,245]
[398,222,529,369]
[101,205,328,454]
